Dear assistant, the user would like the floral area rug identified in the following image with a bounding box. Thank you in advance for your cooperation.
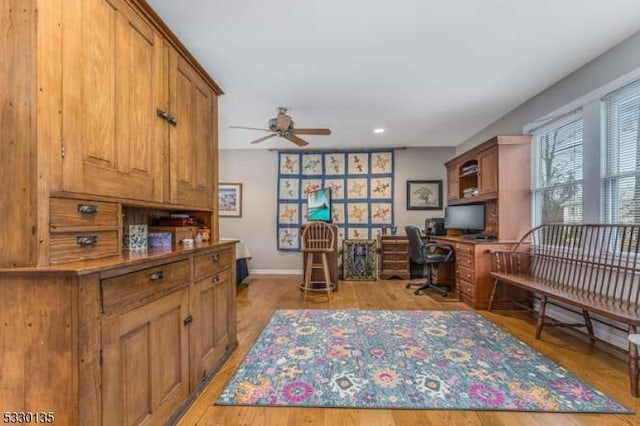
[216,310,631,413]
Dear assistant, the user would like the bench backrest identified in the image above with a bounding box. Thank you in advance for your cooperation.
[514,224,640,305]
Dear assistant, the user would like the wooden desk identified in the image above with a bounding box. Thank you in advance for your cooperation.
[430,236,521,309]
[301,224,339,291]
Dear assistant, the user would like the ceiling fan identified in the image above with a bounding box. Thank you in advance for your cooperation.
[229,107,331,147]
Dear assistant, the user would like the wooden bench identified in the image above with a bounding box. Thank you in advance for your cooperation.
[488,223,640,396]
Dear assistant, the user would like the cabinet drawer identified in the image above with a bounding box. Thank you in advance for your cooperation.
[102,259,190,314]
[382,263,408,273]
[50,198,118,230]
[383,243,408,253]
[457,277,475,297]
[383,252,406,262]
[456,254,474,269]
[49,231,119,264]
[454,243,474,256]
[456,265,475,284]
[194,247,233,281]
[195,268,231,286]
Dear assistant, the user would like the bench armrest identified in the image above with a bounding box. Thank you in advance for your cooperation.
[490,250,529,274]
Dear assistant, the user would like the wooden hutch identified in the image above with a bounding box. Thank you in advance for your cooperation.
[434,135,532,308]
[1,1,236,424]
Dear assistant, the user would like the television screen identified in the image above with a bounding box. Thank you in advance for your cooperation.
[444,204,484,231]
[307,188,332,222]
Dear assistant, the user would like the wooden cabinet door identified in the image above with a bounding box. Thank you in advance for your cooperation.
[168,52,216,208]
[102,288,189,426]
[478,147,498,195]
[62,0,165,202]
[446,166,459,201]
[190,271,229,391]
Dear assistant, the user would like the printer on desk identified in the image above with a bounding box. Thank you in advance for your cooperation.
[425,218,446,236]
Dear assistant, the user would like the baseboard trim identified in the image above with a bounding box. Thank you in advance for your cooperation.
[250,269,302,275]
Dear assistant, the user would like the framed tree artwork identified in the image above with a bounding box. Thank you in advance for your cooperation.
[406,180,443,210]
[219,183,243,217]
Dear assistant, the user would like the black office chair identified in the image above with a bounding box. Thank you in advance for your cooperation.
[404,225,455,296]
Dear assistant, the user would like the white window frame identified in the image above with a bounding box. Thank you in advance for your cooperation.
[530,110,584,226]
[602,81,640,224]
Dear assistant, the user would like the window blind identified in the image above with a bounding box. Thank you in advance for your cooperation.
[604,80,640,224]
[532,115,583,224]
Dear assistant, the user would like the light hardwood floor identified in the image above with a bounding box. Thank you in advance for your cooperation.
[178,275,640,425]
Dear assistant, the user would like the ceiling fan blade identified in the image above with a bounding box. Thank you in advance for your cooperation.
[291,128,331,135]
[229,125,271,132]
[249,134,277,144]
[284,134,309,147]
[277,112,292,130]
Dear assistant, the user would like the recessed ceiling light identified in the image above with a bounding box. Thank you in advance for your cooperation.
[373,128,385,134]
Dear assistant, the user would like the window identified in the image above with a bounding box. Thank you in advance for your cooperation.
[532,114,583,225]
[604,81,640,224]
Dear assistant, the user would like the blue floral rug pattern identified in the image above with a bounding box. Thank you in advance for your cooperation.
[216,310,630,412]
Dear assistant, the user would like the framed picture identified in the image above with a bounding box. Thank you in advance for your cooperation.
[406,180,443,210]
[219,183,242,217]
[342,239,377,280]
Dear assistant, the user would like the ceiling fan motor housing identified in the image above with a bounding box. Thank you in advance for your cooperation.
[269,117,294,135]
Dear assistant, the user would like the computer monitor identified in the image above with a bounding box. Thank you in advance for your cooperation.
[444,204,484,232]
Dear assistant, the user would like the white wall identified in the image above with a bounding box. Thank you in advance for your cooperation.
[218,147,454,273]
[457,30,640,154]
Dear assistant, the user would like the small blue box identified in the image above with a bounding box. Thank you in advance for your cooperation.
[148,232,172,249]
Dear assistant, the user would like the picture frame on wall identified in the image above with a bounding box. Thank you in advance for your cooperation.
[406,180,443,210]
[219,183,243,217]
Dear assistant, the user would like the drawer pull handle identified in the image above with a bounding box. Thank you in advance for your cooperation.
[212,275,220,284]
[76,235,98,246]
[156,108,170,121]
[183,315,193,326]
[149,271,164,281]
[77,204,98,214]
[211,253,220,262]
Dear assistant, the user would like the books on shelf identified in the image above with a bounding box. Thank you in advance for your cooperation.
[460,164,478,176]
[463,187,479,197]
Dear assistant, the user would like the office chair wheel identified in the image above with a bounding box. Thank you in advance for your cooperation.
[405,283,411,289]
[414,289,421,295]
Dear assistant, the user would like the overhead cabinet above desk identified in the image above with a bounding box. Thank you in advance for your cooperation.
[445,135,531,241]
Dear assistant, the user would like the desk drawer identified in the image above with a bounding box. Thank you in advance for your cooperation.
[49,231,119,264]
[454,243,474,256]
[102,259,190,314]
[456,254,474,269]
[194,247,233,281]
[456,265,475,284]
[457,277,475,297]
[50,198,118,230]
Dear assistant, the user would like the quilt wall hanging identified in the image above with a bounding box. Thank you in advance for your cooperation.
[277,150,394,251]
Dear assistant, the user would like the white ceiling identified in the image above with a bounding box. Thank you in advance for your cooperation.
[147,0,640,150]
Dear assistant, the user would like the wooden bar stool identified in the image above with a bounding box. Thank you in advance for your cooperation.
[300,222,335,301]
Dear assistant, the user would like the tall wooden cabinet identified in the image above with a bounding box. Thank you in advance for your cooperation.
[445,135,531,241]
[169,52,217,209]
[0,0,223,269]
[61,0,167,203]
[1,1,233,425]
